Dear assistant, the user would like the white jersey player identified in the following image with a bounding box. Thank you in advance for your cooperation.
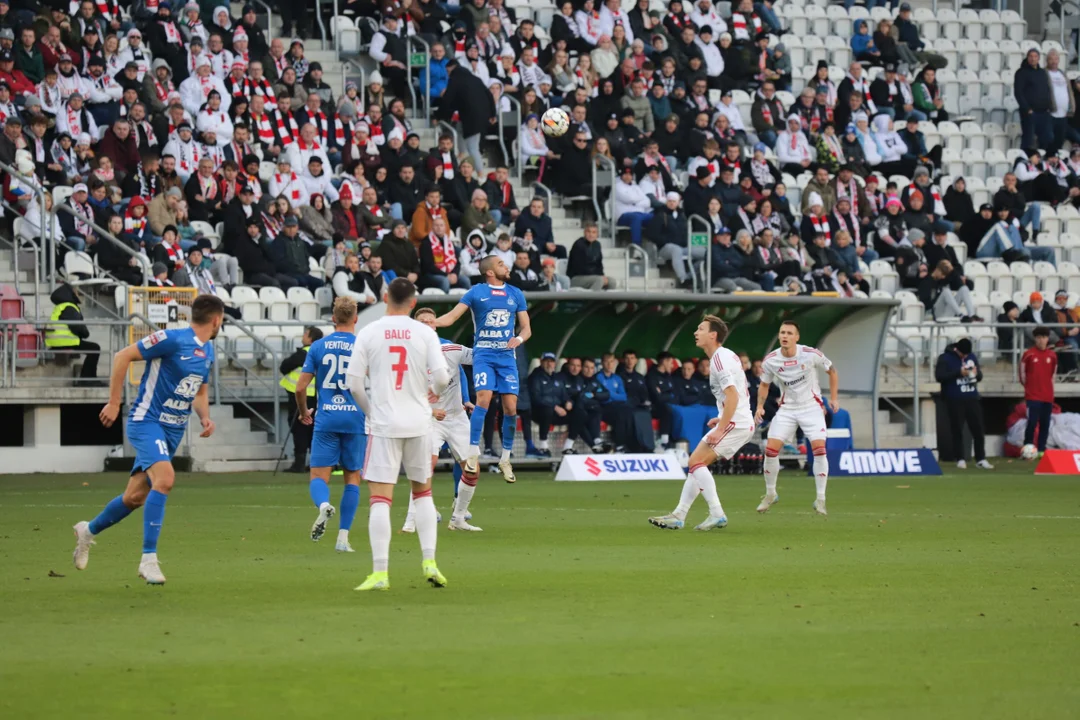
[403,307,483,532]
[345,279,451,591]
[649,315,754,532]
[755,321,839,516]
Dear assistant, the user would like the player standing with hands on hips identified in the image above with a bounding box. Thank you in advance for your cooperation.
[649,316,753,531]
[347,279,452,592]
[73,295,225,585]
[433,256,532,484]
[293,297,367,552]
[755,321,839,516]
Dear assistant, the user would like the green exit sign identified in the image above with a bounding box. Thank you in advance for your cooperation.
[689,233,709,247]
[409,52,427,67]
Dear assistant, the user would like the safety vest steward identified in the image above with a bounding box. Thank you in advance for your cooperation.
[279,345,315,396]
[45,302,80,348]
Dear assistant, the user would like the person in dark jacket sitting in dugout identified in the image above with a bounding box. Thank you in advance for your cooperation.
[618,349,656,452]
[646,352,677,449]
[595,353,638,452]
[527,352,573,458]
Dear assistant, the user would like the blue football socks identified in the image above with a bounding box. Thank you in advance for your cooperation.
[142,490,168,554]
[339,484,359,531]
[88,495,133,535]
[309,478,330,508]
[502,414,518,452]
[470,405,488,446]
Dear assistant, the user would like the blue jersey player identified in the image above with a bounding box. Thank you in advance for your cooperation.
[73,294,225,585]
[434,255,531,483]
[294,297,367,552]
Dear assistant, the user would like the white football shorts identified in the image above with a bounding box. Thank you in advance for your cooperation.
[430,411,471,462]
[703,420,755,461]
[766,405,828,443]
[362,435,432,484]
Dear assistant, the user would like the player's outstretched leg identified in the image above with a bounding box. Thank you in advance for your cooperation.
[758,444,781,513]
[648,471,697,529]
[336,480,360,552]
[812,444,828,516]
[137,463,173,585]
[356,491,392,591]
[412,485,447,587]
[688,462,728,531]
[310,476,336,542]
[450,465,482,531]
[498,411,517,483]
[466,403,488,476]
[74,495,132,570]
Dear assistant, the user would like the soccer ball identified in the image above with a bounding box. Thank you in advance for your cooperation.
[1020,444,1038,460]
[541,107,570,137]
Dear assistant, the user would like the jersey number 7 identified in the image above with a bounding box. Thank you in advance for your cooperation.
[390,346,408,390]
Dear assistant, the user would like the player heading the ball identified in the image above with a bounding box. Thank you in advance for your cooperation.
[433,255,532,484]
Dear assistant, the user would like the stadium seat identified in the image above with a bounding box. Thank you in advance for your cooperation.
[1,283,24,320]
[447,288,468,296]
[314,286,334,313]
[14,324,40,367]
[1001,10,1026,42]
[191,220,219,247]
[254,324,285,369]
[965,261,991,297]
[213,286,231,304]
[286,286,319,321]
[1062,261,1080,294]
[1040,204,1061,239]
[421,287,447,295]
[970,291,994,321]
[1033,261,1061,294]
[52,185,74,206]
[1010,261,1038,296]
[259,161,276,184]
[259,286,290,322]
[231,285,262,321]
[230,326,262,369]
[986,260,1013,294]
[869,260,899,294]
[914,7,938,40]
[1059,234,1080,265]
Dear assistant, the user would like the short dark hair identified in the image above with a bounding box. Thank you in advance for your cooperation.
[622,348,637,357]
[479,255,500,277]
[780,320,800,332]
[191,294,226,324]
[702,314,730,344]
[1033,326,1051,338]
[414,307,436,320]
[387,277,416,306]
[657,351,674,362]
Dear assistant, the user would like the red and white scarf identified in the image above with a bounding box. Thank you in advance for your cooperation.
[439,151,454,179]
[865,189,884,215]
[836,177,859,205]
[65,103,88,136]
[151,75,173,102]
[272,109,299,146]
[123,208,148,234]
[95,0,120,21]
[225,73,252,100]
[832,207,859,247]
[229,140,252,162]
[199,172,217,200]
[308,110,345,147]
[731,12,761,41]
[251,112,275,145]
[275,171,302,201]
[134,119,158,148]
[429,232,457,273]
[173,138,201,174]
[160,240,184,270]
[808,214,831,245]
[160,20,182,44]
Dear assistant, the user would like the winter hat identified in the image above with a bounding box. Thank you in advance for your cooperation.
[808,192,824,209]
[885,197,903,211]
[152,262,169,276]
[368,70,383,85]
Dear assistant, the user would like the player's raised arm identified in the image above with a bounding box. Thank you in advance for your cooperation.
[193,382,214,437]
[99,342,148,427]
[434,301,469,328]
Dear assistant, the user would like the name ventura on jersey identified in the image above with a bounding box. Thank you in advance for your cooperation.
[761,345,832,408]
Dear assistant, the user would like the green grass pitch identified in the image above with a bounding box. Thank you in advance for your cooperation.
[2,467,1079,719]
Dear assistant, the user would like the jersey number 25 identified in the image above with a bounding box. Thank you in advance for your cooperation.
[321,354,350,391]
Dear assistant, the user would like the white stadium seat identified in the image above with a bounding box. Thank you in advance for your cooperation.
[259,286,290,322]
[230,285,262,321]
[286,286,319,321]
[986,260,1014,295]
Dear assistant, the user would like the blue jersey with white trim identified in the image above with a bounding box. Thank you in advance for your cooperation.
[459,282,526,354]
[302,331,366,434]
[129,328,214,427]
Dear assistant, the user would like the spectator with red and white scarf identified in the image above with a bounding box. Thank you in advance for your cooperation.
[419,215,470,292]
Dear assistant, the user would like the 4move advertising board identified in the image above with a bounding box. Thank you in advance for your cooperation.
[555,453,688,481]
[828,449,942,476]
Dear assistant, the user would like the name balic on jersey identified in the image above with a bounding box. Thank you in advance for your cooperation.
[384,329,411,340]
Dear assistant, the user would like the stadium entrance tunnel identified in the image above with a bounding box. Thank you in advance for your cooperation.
[413,291,897,398]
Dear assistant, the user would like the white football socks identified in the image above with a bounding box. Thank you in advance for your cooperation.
[813,452,829,501]
[368,498,391,572]
[412,490,438,561]
[562,438,574,450]
[501,449,511,462]
[673,475,701,519]
[691,465,725,518]
[337,529,349,545]
[764,452,780,495]
[454,474,477,519]
[537,439,548,450]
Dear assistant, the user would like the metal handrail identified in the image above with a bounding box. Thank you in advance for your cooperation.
[52,203,151,284]
[626,243,648,291]
[0,196,41,321]
[885,328,921,437]
[313,0,328,47]
[0,159,50,283]
[250,0,274,43]
[342,57,367,119]
[407,35,429,124]
[211,330,282,442]
[592,154,616,241]
[499,93,522,181]
[688,214,712,294]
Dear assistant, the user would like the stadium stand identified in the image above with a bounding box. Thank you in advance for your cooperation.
[0,0,1076,468]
